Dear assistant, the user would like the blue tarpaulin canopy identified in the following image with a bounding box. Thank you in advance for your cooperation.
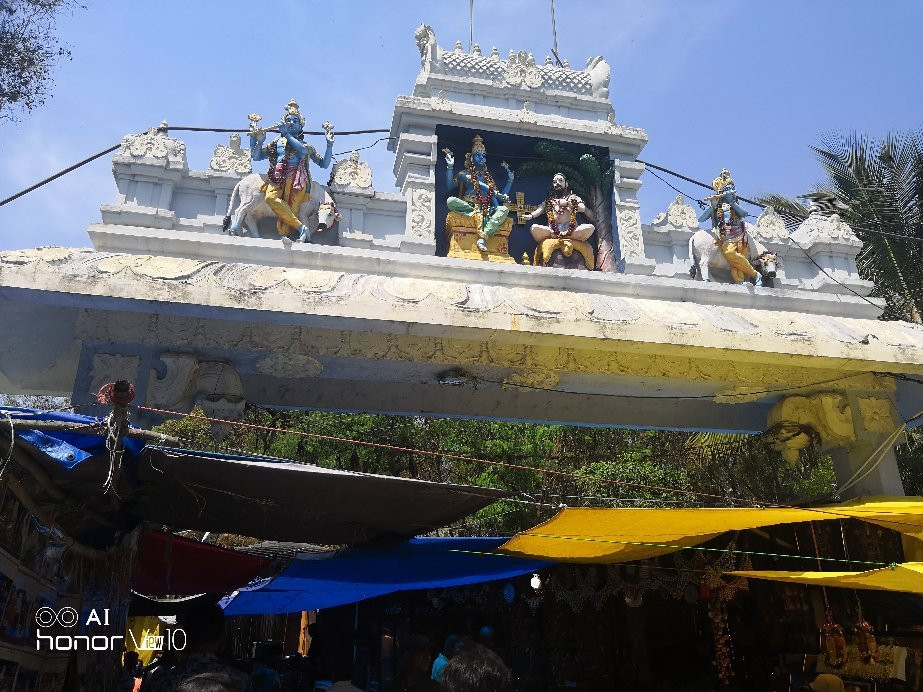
[222,537,551,615]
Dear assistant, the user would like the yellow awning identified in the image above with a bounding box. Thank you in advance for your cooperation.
[729,562,923,595]
[499,496,923,563]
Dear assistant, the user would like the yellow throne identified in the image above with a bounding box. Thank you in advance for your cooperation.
[444,211,515,263]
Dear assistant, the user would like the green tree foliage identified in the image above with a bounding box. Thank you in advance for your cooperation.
[155,407,837,537]
[756,129,923,489]
[756,130,923,323]
[0,0,82,121]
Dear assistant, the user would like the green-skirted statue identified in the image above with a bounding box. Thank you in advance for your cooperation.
[443,135,515,252]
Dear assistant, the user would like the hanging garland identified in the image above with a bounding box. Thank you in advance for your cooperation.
[546,194,578,236]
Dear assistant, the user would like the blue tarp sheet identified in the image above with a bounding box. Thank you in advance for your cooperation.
[222,537,551,615]
[0,406,145,466]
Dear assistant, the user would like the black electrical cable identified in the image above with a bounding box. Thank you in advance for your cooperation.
[0,127,390,209]
[0,143,121,208]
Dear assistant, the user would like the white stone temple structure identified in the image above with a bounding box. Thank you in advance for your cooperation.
[1,26,922,499]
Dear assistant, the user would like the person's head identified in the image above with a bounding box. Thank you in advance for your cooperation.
[477,626,495,647]
[280,99,305,137]
[174,672,242,692]
[442,644,511,692]
[443,634,462,658]
[123,651,139,669]
[551,173,570,196]
[180,604,226,653]
[469,136,487,168]
[404,634,435,677]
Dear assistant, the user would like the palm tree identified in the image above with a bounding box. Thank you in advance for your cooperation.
[757,130,923,323]
[517,141,618,272]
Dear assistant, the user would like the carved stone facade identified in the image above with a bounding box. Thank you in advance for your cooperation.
[209,133,252,175]
[767,390,905,496]
[117,124,187,170]
[331,151,373,189]
[751,206,788,242]
[409,188,434,239]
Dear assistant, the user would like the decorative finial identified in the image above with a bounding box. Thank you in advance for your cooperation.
[712,168,733,192]
[562,58,570,68]
[470,134,486,155]
[490,46,499,60]
[508,49,515,60]
[472,43,482,56]
[284,99,306,126]
[545,55,553,65]
[454,40,463,52]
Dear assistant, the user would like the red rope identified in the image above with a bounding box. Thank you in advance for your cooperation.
[130,405,923,534]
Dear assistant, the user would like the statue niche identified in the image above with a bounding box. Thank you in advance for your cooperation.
[442,135,516,263]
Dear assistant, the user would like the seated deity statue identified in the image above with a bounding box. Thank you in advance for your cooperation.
[443,136,515,258]
[525,173,595,242]
[523,173,596,270]
[696,168,762,285]
[243,99,334,243]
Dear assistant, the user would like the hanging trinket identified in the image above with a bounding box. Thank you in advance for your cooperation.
[855,618,878,665]
[821,611,847,668]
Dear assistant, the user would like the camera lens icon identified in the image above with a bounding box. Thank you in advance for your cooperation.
[34,607,56,628]
[34,606,79,628]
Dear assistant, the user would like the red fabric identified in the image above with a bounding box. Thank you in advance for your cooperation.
[133,530,270,596]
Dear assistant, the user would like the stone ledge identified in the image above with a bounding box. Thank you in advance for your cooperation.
[85,224,885,321]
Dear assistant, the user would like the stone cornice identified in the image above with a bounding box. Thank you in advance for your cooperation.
[2,245,920,376]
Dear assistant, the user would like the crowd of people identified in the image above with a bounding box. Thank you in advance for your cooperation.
[117,605,852,692]
[117,606,515,692]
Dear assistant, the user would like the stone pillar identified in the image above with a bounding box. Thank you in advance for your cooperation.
[767,390,904,497]
[393,132,438,253]
[612,158,654,274]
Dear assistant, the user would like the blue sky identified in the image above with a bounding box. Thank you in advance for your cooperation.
[0,0,920,251]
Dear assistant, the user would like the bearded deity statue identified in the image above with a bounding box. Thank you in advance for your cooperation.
[523,172,596,270]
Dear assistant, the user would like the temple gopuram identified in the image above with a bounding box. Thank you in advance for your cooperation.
[1,24,922,506]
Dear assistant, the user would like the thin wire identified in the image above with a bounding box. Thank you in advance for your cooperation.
[166,126,390,136]
[131,404,923,531]
[645,167,701,202]
[511,533,894,568]
[450,538,893,568]
[640,158,923,245]
[786,234,884,310]
[475,372,867,401]
[332,137,395,158]
[0,127,389,209]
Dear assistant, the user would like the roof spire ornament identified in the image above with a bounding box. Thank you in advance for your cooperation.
[285,98,305,127]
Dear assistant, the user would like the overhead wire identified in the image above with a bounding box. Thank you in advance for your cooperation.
[130,403,923,533]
